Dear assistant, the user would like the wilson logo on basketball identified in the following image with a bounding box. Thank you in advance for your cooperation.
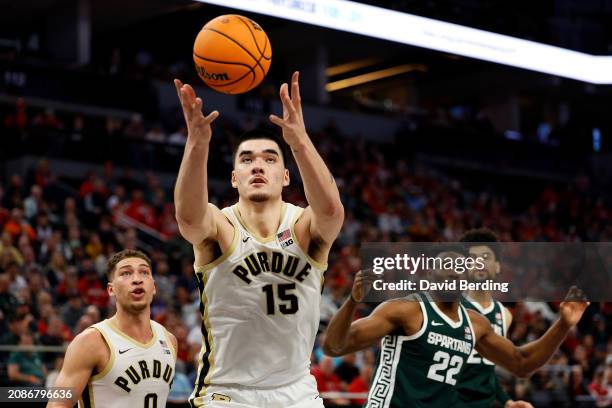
[196,65,230,81]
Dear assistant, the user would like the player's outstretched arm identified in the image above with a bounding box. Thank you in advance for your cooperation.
[323,270,418,356]
[46,328,107,408]
[472,287,589,378]
[173,79,221,245]
[269,71,344,244]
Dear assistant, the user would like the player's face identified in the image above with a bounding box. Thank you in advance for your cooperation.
[232,139,289,202]
[108,257,156,314]
[468,245,500,281]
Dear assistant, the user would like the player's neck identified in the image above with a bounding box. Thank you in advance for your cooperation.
[467,291,493,308]
[111,309,152,343]
[434,300,460,320]
[237,197,284,238]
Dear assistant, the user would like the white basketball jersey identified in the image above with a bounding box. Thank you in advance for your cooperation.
[190,202,326,398]
[79,319,176,408]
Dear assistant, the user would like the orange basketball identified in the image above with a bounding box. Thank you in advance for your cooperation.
[193,15,272,94]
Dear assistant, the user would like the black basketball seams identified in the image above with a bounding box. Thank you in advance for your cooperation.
[193,52,252,68]
[236,15,264,55]
[261,36,271,61]
[203,27,266,77]
[211,71,256,94]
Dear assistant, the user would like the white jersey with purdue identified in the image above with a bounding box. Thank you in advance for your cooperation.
[79,319,176,408]
[190,202,326,399]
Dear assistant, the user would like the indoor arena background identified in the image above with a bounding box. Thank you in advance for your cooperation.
[0,1,610,407]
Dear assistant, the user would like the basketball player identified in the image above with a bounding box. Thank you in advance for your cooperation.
[323,247,589,407]
[47,250,177,408]
[173,71,344,407]
[458,228,533,408]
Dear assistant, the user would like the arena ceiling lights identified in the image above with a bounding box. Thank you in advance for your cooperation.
[195,0,612,85]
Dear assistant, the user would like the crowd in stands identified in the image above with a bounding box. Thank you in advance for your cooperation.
[0,98,611,407]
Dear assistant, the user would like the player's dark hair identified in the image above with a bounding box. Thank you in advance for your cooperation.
[460,227,500,260]
[107,249,152,280]
[232,128,288,167]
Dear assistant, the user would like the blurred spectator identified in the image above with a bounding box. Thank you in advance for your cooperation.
[5,261,27,293]
[0,232,23,266]
[23,185,43,219]
[3,98,28,132]
[85,233,104,260]
[0,273,19,320]
[8,332,46,385]
[44,250,68,288]
[125,114,145,140]
[3,208,35,241]
[34,212,53,243]
[33,160,53,189]
[347,364,373,406]
[39,315,70,364]
[33,108,64,130]
[74,314,94,336]
[60,292,84,330]
[69,115,85,144]
[311,356,347,405]
[589,366,611,407]
[124,190,156,228]
[1,314,25,345]
[569,365,590,401]
[335,353,360,385]
[84,305,101,324]
[145,124,166,143]
[168,126,187,146]
[107,185,126,213]
[45,356,64,388]
[77,260,109,310]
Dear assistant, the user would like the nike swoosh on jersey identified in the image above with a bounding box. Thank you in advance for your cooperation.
[431,321,444,326]
[118,348,133,354]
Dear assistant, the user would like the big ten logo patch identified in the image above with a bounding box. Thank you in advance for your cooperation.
[277,228,294,249]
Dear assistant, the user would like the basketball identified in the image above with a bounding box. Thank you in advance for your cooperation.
[193,14,272,94]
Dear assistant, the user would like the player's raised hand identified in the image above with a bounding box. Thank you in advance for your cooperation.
[505,400,534,408]
[174,79,219,143]
[559,286,590,327]
[269,71,307,147]
[351,269,376,303]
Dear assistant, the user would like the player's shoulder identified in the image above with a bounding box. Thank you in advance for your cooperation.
[377,296,423,318]
[73,326,105,345]
[500,303,513,327]
[165,330,178,353]
[65,326,109,365]
[151,320,178,351]
[465,309,493,336]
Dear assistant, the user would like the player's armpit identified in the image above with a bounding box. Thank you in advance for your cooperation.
[293,206,343,267]
[305,203,344,245]
[193,208,235,267]
[46,328,107,408]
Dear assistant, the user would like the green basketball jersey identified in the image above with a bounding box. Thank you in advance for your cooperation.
[366,294,476,408]
[455,296,508,408]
